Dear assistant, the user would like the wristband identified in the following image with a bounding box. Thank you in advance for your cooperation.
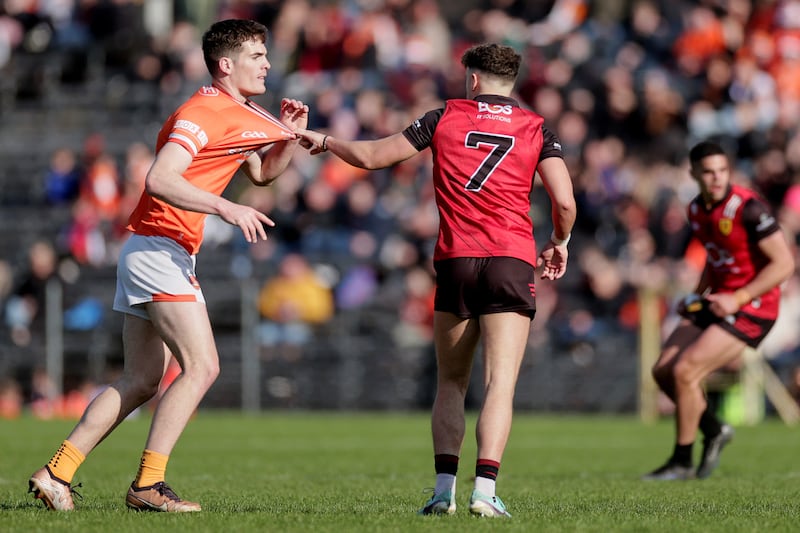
[550,230,571,246]
[321,135,329,152]
[734,288,752,307]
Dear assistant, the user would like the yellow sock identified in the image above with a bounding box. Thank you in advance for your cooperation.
[47,440,85,484]
[134,449,169,488]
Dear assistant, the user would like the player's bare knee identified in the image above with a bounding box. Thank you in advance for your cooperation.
[205,361,220,385]
[672,360,699,389]
[127,377,161,403]
[183,359,219,387]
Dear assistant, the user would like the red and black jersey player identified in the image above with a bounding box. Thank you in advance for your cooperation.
[644,140,795,481]
[296,43,577,516]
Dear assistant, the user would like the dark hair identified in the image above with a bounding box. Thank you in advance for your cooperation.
[461,43,521,82]
[689,141,727,166]
[202,19,268,76]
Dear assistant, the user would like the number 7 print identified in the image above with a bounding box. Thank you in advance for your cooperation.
[464,131,515,191]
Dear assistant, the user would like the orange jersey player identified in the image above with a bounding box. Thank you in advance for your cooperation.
[29,19,309,513]
[128,86,296,254]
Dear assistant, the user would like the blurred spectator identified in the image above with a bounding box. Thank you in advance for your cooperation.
[335,263,379,310]
[0,377,22,419]
[672,5,730,78]
[117,142,153,226]
[257,254,335,352]
[392,265,435,348]
[79,137,121,222]
[6,0,800,410]
[4,240,57,347]
[0,10,24,69]
[43,147,82,205]
[25,368,96,420]
[65,199,107,266]
[61,133,123,266]
[29,367,58,419]
[60,378,96,419]
[0,258,13,312]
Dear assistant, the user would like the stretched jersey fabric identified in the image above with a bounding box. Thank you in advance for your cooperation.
[126,86,296,254]
[687,184,781,320]
[402,95,559,266]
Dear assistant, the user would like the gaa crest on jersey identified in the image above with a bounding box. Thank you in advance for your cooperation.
[200,86,219,96]
[719,218,733,236]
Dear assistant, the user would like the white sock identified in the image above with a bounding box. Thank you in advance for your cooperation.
[474,476,496,497]
[434,473,456,496]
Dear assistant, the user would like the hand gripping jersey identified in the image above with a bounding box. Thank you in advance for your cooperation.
[126,86,296,254]
[403,95,560,266]
[688,184,782,320]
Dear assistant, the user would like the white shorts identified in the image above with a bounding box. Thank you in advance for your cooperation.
[113,234,206,320]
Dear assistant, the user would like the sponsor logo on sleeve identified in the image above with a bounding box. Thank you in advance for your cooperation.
[170,119,208,147]
[175,119,200,134]
[756,213,775,232]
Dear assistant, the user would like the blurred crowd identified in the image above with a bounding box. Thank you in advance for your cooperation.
[4,0,800,415]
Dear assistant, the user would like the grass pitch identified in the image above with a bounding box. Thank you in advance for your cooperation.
[1,411,799,532]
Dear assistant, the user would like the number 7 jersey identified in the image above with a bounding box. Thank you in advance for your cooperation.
[402,95,560,265]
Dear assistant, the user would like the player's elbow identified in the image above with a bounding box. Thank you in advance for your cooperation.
[249,165,277,186]
[254,173,278,187]
[778,254,796,283]
[347,146,384,169]
[346,154,374,169]
[554,196,577,219]
[144,172,168,201]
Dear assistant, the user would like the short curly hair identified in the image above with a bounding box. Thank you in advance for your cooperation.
[461,43,521,83]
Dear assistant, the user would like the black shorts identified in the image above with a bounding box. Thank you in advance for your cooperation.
[433,257,536,319]
[679,299,776,348]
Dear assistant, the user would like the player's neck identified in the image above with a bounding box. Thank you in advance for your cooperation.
[211,80,246,103]
[701,184,732,209]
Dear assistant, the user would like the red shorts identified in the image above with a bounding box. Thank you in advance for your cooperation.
[679,298,776,348]
[433,257,536,319]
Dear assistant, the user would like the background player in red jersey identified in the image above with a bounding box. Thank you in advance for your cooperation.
[643,141,795,481]
[296,43,576,517]
[28,19,308,512]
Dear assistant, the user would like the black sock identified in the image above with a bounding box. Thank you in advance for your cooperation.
[671,443,693,467]
[434,454,459,475]
[706,391,722,417]
[699,408,723,439]
[475,459,500,481]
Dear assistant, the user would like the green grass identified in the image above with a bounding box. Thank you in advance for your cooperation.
[2,412,799,532]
